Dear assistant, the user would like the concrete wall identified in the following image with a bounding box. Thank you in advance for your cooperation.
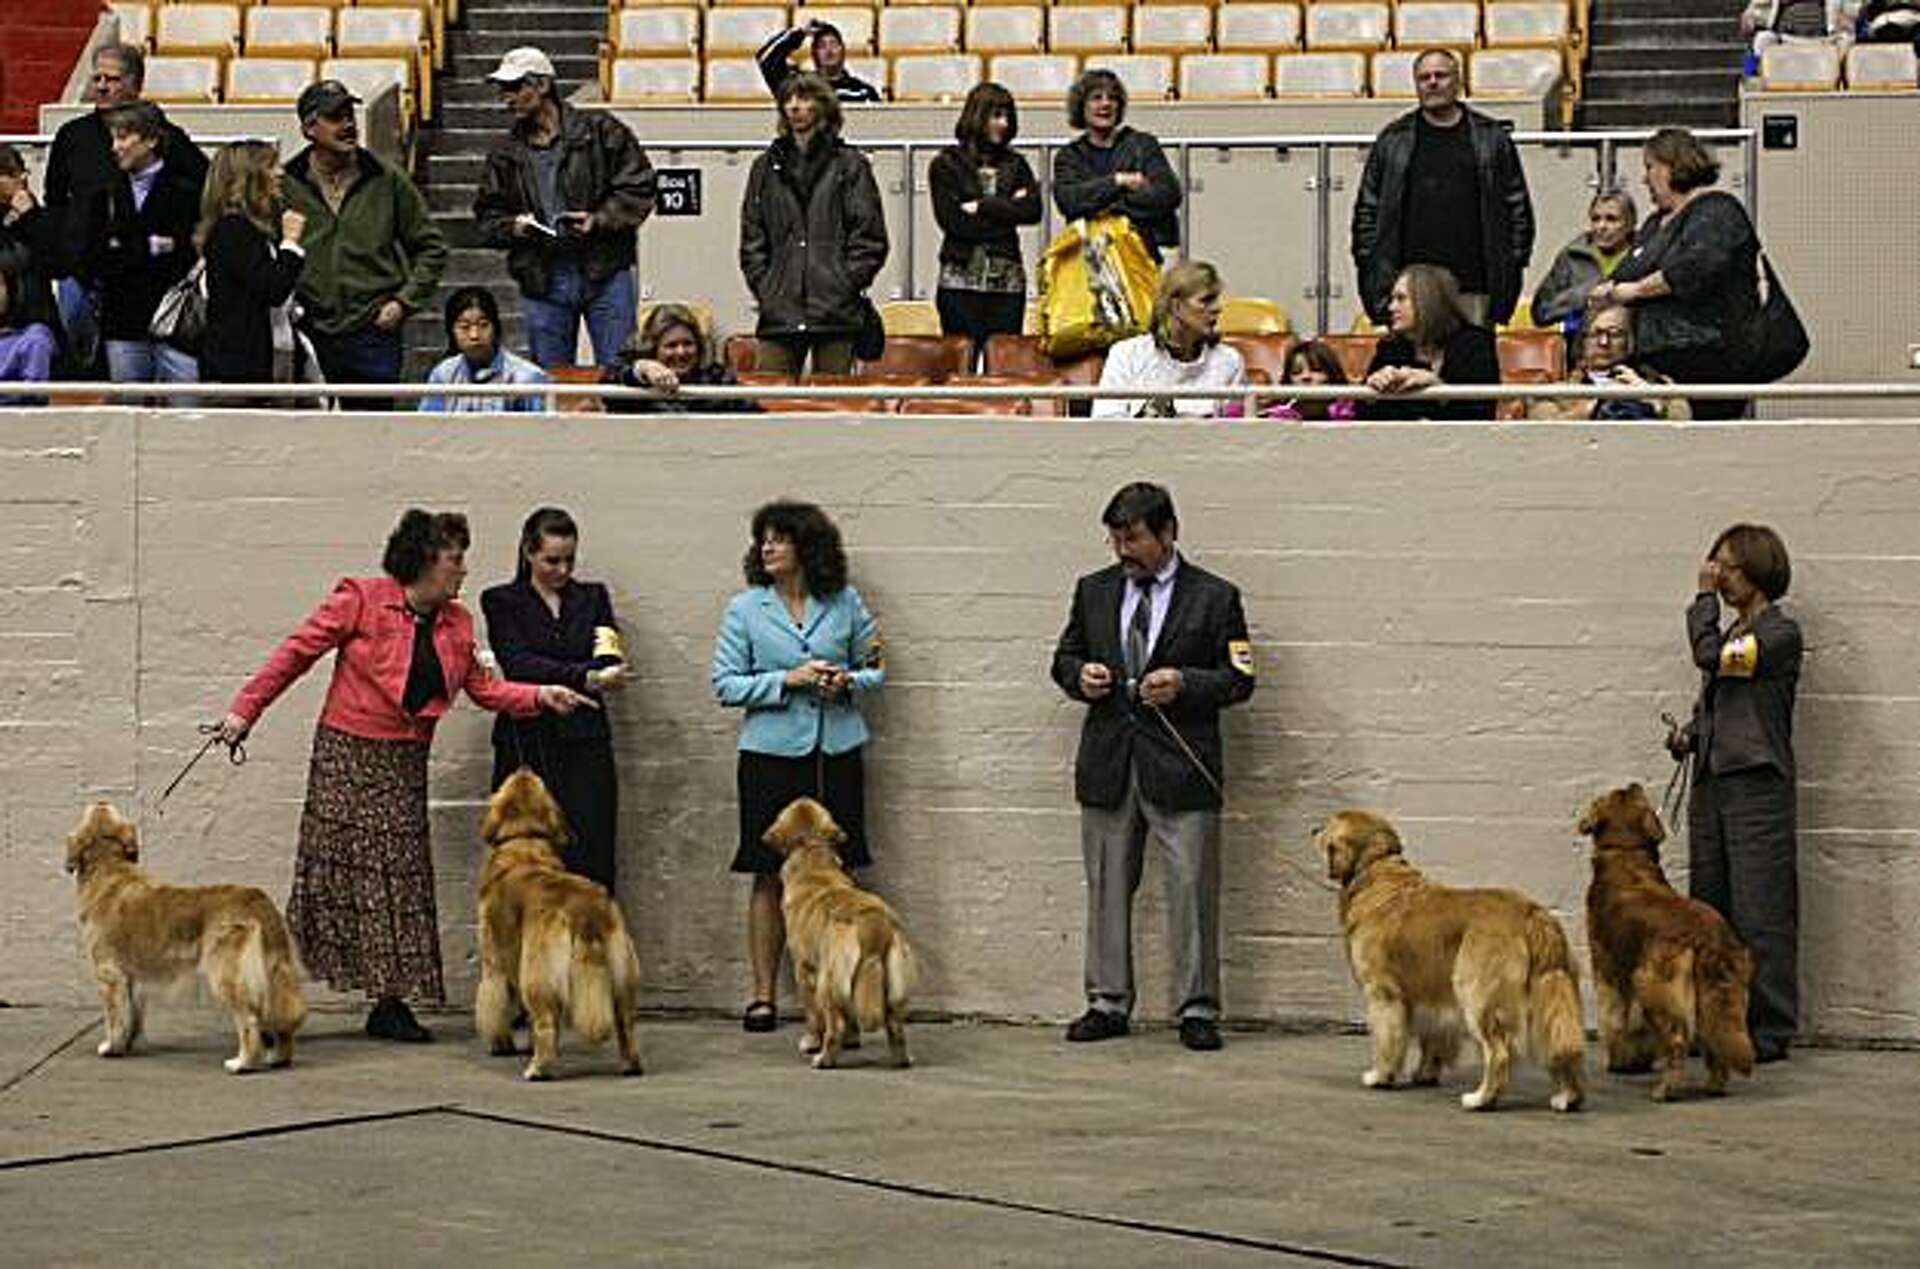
[4,409,1918,1043]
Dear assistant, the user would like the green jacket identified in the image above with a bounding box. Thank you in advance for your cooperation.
[284,146,447,337]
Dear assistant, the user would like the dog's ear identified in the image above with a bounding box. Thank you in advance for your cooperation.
[1577,799,1601,838]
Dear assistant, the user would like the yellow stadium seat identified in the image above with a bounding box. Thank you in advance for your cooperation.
[1097,54,1177,99]
[707,8,789,56]
[702,57,769,101]
[141,55,223,102]
[1469,47,1564,96]
[965,5,1044,54]
[879,7,962,54]
[110,2,154,51]
[889,52,980,100]
[321,55,414,118]
[792,7,878,54]
[610,57,701,101]
[1134,5,1214,56]
[155,4,242,61]
[880,299,940,336]
[1047,6,1129,55]
[1370,49,1440,98]
[1179,52,1270,98]
[1219,295,1289,336]
[245,6,333,59]
[989,52,1079,99]
[1215,4,1301,53]
[1845,42,1919,90]
[613,8,700,57]
[224,56,318,104]
[1482,1,1571,48]
[1304,2,1390,52]
[1395,3,1480,48]
[1759,42,1841,90]
[1272,50,1366,96]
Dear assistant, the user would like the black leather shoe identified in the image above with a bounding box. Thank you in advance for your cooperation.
[1178,1017,1223,1052]
[1755,1038,1790,1064]
[1065,1008,1129,1042]
[366,997,433,1044]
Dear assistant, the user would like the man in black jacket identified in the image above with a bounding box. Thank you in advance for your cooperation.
[1050,483,1257,1052]
[755,20,882,104]
[41,43,207,373]
[1350,48,1534,329]
[476,47,657,370]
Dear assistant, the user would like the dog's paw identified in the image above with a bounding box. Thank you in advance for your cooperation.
[1550,1089,1583,1113]
[1650,1081,1677,1103]
[223,1056,262,1075]
[1361,1068,1396,1089]
[798,1032,822,1055]
[521,1064,553,1082]
[621,1063,644,1078]
[810,1051,838,1070]
[1460,1089,1497,1111]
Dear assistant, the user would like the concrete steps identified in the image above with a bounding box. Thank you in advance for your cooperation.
[1576,0,1746,130]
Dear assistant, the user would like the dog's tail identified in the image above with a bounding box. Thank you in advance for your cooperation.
[238,910,307,1036]
[566,924,617,1047]
[1524,908,1587,1103]
[1695,937,1756,1077]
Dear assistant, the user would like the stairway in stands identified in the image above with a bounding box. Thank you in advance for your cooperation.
[407,0,612,378]
[1577,0,1747,129]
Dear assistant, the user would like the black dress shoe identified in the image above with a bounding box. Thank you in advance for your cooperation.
[1065,1008,1130,1042]
[1754,1038,1790,1064]
[1178,1017,1223,1051]
[366,997,433,1044]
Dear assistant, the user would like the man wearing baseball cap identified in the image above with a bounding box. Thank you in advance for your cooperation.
[755,19,882,103]
[281,79,447,407]
[473,47,656,369]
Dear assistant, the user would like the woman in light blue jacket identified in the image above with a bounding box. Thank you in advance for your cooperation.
[711,499,883,1033]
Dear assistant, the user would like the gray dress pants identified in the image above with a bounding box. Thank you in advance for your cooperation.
[1079,771,1222,1021]
[1688,766,1799,1047]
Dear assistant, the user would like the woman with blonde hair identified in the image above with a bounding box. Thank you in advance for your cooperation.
[1091,260,1245,419]
[1360,262,1500,420]
[199,139,308,390]
[603,302,760,413]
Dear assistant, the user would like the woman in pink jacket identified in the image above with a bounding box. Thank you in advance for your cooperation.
[220,509,595,1043]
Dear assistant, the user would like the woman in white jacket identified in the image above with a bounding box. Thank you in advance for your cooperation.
[1092,260,1244,419]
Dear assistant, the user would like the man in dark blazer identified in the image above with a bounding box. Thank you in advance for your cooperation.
[1050,482,1256,1051]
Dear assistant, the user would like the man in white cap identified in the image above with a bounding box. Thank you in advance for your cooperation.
[474,46,656,369]
[282,79,447,408]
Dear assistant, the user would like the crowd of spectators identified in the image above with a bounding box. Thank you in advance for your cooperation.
[0,41,1785,420]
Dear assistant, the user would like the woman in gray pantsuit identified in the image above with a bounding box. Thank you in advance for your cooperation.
[1667,523,1802,1063]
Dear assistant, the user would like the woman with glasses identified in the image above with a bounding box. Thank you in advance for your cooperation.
[1528,299,1690,421]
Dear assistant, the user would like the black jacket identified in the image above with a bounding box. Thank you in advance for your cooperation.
[0,202,66,337]
[480,577,619,748]
[1051,127,1181,260]
[79,159,201,341]
[43,108,207,280]
[602,361,762,413]
[200,213,306,383]
[1351,107,1534,326]
[474,102,657,298]
[739,132,889,340]
[1611,191,1759,361]
[1686,594,1801,780]
[755,29,883,102]
[1051,558,1256,812]
[1359,326,1501,420]
[929,145,1041,271]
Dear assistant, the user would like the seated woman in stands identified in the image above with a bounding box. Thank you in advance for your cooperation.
[1268,339,1358,422]
[1529,189,1637,332]
[603,303,760,414]
[1091,260,1245,419]
[0,245,57,406]
[1360,263,1500,421]
[419,286,550,413]
[1527,299,1691,422]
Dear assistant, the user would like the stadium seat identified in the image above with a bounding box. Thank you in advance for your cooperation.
[1318,334,1378,385]
[879,7,962,53]
[154,4,242,61]
[1394,3,1480,49]
[989,53,1080,100]
[1215,4,1302,53]
[702,56,768,101]
[1178,52,1270,99]
[889,52,980,100]
[982,336,1105,398]
[1468,47,1562,96]
[609,56,702,101]
[224,56,319,104]
[1498,295,1541,333]
[335,8,426,59]
[1481,1,1571,48]
[880,300,940,337]
[1272,50,1367,96]
[141,55,223,102]
[110,2,153,51]
[1220,333,1295,386]
[858,334,974,379]
[792,6,877,54]
[707,8,789,56]
[966,5,1044,53]
[351,0,445,72]
[742,374,892,415]
[1047,6,1129,56]
[1219,295,1290,336]
[1496,329,1565,382]
[321,56,412,116]
[896,379,1062,418]
[844,55,889,91]
[245,6,333,59]
[1759,42,1841,91]
[1096,53,1176,99]
[1134,6,1214,55]
[1845,42,1919,90]
[1371,50,1439,98]
[1304,3,1390,51]
[613,8,700,57]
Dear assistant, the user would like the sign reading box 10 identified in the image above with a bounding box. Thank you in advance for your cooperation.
[655,169,701,217]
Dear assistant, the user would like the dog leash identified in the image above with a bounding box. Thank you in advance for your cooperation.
[1658,711,1693,833]
[138,723,247,827]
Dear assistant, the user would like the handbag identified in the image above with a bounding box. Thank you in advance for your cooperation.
[1037,215,1160,359]
[1734,251,1809,383]
[148,258,208,354]
[853,295,887,363]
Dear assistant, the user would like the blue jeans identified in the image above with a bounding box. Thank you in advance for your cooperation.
[306,325,404,410]
[58,278,100,373]
[521,263,636,369]
[105,338,199,405]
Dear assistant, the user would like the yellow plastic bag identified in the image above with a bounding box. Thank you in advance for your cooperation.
[1037,215,1160,359]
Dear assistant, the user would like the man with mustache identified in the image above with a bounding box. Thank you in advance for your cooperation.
[282,81,446,408]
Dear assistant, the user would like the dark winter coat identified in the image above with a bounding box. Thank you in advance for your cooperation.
[928,144,1042,271]
[738,132,889,341]
[1050,127,1181,260]
[79,159,201,341]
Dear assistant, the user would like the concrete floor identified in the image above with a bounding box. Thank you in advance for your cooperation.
[3,1005,1917,1267]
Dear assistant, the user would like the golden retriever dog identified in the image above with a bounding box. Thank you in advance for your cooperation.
[64,803,306,1074]
[476,769,642,1080]
[1314,810,1586,1112]
[1580,783,1755,1100]
[762,797,916,1070]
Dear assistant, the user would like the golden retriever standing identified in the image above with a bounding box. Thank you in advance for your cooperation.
[476,769,642,1080]
[65,803,306,1074]
[1314,810,1586,1112]
[1580,783,1755,1100]
[762,797,916,1070]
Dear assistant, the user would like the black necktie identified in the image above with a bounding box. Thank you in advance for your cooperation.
[1126,576,1155,685]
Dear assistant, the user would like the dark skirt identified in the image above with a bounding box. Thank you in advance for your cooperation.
[492,733,619,892]
[733,746,869,874]
[286,724,443,1004]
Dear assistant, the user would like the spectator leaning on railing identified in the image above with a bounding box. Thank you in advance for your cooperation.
[419,286,551,414]
[475,47,657,371]
[282,80,447,409]
[1092,261,1245,419]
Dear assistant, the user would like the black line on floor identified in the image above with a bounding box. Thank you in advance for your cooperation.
[0,1019,100,1097]
[0,1104,454,1172]
[445,1106,1408,1267]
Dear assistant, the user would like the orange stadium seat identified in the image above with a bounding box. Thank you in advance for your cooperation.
[1482,1,1572,47]
[1469,47,1563,96]
[857,335,974,380]
[1759,42,1841,91]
